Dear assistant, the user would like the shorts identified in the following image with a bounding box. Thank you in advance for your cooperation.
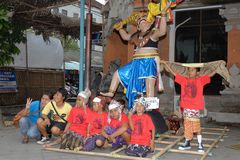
[46,120,67,133]
[83,134,105,151]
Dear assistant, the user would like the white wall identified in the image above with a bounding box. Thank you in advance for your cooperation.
[58,5,102,24]
[9,32,64,69]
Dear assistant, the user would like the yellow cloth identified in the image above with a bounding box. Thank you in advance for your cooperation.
[42,101,72,123]
[147,2,161,22]
[147,0,175,23]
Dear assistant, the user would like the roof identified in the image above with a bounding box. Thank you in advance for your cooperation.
[0,0,103,38]
[64,50,103,68]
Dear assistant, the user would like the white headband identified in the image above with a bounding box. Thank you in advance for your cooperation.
[93,97,101,103]
[108,104,119,110]
[78,92,87,99]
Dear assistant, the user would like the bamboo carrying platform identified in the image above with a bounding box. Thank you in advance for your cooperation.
[44,127,229,160]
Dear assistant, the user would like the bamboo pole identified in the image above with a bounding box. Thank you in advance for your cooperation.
[152,136,185,159]
[193,137,216,141]
[155,148,204,155]
[158,134,182,139]
[155,140,216,148]
[202,127,229,132]
[202,131,225,135]
[110,146,126,155]
[158,134,216,141]
[200,127,228,160]
[44,148,152,160]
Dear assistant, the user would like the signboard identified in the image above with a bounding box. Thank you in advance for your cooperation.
[0,68,18,93]
[145,97,159,110]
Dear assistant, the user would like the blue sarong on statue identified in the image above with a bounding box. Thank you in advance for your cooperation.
[118,57,157,110]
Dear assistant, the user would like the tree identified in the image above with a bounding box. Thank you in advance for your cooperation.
[0,6,26,66]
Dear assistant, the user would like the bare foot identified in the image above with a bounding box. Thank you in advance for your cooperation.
[43,144,52,148]
[22,136,29,144]
[100,92,114,97]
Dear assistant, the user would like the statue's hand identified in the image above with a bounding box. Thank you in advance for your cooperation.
[115,23,123,31]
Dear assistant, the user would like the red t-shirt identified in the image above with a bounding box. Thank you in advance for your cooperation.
[109,113,128,129]
[175,74,210,110]
[88,111,108,135]
[130,114,154,146]
[67,106,91,136]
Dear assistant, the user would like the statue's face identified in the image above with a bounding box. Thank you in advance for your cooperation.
[137,17,151,32]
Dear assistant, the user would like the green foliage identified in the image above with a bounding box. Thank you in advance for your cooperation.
[64,36,79,51]
[0,6,26,66]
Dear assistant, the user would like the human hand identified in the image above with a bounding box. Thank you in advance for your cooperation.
[150,140,155,151]
[109,135,116,143]
[44,118,51,126]
[161,2,172,14]
[25,98,32,109]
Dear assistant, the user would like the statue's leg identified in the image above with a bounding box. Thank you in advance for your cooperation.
[146,78,156,97]
[100,71,120,97]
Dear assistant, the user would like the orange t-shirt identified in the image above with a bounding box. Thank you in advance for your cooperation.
[109,113,128,129]
[67,106,91,137]
[88,111,108,135]
[175,74,210,110]
[130,114,154,146]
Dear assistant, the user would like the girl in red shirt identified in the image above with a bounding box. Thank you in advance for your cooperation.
[60,89,91,151]
[126,97,155,157]
[83,96,108,151]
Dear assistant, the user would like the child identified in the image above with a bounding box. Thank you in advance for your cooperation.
[98,100,130,149]
[83,96,108,151]
[59,89,91,150]
[167,65,216,152]
[126,97,155,157]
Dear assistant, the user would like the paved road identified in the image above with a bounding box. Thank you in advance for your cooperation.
[0,123,239,160]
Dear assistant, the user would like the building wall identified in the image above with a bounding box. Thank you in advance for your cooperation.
[58,5,102,24]
[103,32,128,73]
[228,28,240,68]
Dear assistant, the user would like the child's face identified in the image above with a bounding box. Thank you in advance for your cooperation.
[41,95,51,107]
[76,96,84,107]
[188,67,198,78]
[110,108,120,119]
[136,102,144,114]
[93,102,103,112]
[53,91,64,104]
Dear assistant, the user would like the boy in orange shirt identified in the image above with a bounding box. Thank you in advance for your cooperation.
[126,97,155,157]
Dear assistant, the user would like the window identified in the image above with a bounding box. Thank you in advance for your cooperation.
[62,9,68,16]
[175,9,227,95]
[73,13,79,18]
[92,18,97,22]
[52,8,59,14]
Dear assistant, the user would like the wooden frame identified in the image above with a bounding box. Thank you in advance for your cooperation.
[44,127,229,160]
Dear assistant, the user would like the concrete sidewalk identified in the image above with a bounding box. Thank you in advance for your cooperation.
[0,123,239,160]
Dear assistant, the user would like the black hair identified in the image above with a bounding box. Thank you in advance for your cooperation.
[116,98,125,106]
[42,91,54,100]
[56,87,68,101]
[188,67,200,72]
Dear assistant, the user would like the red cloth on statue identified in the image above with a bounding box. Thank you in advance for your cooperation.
[67,106,91,136]
[88,111,108,135]
[130,114,154,146]
[175,74,210,110]
[109,113,128,129]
